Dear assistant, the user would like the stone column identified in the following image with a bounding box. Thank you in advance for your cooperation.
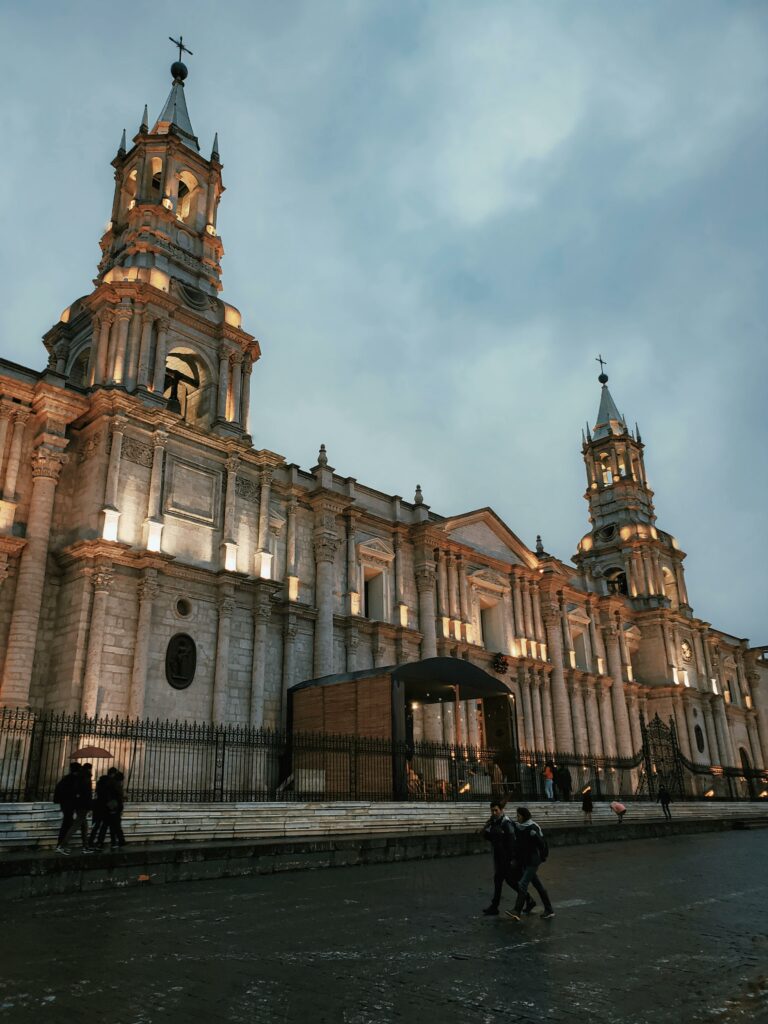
[144,430,167,550]
[136,315,154,388]
[714,697,735,766]
[111,307,132,384]
[560,595,574,655]
[124,304,144,391]
[240,355,253,432]
[604,620,633,757]
[626,693,643,755]
[518,665,535,751]
[436,548,449,637]
[345,625,359,673]
[0,405,13,475]
[393,532,407,625]
[103,415,125,508]
[105,313,121,383]
[230,351,243,424]
[512,576,524,643]
[415,561,437,659]
[95,312,113,385]
[447,552,460,637]
[345,512,358,615]
[597,681,618,757]
[206,172,218,226]
[151,318,170,395]
[212,594,235,723]
[702,697,721,764]
[217,344,230,420]
[281,615,298,728]
[80,568,114,716]
[531,669,545,751]
[1,407,30,500]
[285,496,298,600]
[671,694,692,760]
[522,580,535,639]
[221,454,240,570]
[457,555,469,638]
[587,602,605,674]
[250,590,271,727]
[532,587,544,643]
[254,467,273,578]
[313,513,342,677]
[584,683,604,756]
[542,602,574,751]
[541,673,556,752]
[0,448,67,707]
[569,677,589,755]
[746,715,765,770]
[127,571,159,719]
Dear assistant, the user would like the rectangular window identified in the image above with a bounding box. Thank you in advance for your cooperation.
[363,569,386,622]
[479,601,504,652]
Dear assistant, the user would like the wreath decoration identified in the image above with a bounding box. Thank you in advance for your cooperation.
[491,652,509,675]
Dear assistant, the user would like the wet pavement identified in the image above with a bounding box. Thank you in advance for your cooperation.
[1,829,767,1024]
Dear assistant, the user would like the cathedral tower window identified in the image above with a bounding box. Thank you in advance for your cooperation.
[69,347,91,387]
[163,349,213,428]
[176,170,200,226]
[599,453,613,486]
[605,567,628,596]
[662,567,679,609]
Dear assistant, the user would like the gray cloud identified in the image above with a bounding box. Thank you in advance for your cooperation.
[0,0,766,640]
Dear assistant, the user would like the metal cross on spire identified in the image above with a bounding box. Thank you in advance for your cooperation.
[595,354,607,374]
[169,35,193,62]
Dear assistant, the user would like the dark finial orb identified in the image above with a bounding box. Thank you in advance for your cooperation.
[171,61,188,81]
[598,372,609,384]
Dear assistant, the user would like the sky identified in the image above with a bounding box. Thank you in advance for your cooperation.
[0,1,766,642]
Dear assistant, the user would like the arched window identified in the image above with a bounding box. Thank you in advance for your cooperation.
[150,157,163,197]
[176,170,200,226]
[662,567,679,610]
[162,349,213,428]
[599,454,613,486]
[605,567,628,596]
[69,347,91,387]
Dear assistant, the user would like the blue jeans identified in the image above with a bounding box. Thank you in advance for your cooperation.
[513,862,553,914]
[544,779,554,800]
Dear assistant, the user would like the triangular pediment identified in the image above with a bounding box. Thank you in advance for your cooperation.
[357,536,395,562]
[441,508,539,569]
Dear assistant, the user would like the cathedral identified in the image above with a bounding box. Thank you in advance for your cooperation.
[0,58,766,790]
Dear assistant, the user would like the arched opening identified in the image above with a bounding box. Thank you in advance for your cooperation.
[121,168,138,217]
[150,157,163,198]
[69,347,91,387]
[605,567,628,596]
[162,349,214,428]
[176,170,200,226]
[599,453,613,486]
[662,567,679,610]
[694,724,705,755]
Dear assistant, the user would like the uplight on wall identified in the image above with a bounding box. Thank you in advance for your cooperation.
[224,542,238,573]
[101,508,120,543]
[146,520,163,553]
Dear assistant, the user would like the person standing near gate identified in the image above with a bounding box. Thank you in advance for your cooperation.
[54,763,81,854]
[55,763,94,854]
[657,785,672,821]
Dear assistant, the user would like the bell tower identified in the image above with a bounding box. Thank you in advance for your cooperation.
[574,360,691,614]
[42,42,258,440]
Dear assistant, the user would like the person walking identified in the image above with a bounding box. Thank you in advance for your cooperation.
[89,767,117,848]
[56,763,94,854]
[581,787,593,825]
[657,785,672,821]
[506,807,554,921]
[54,763,81,854]
[106,770,127,848]
[543,763,554,801]
[481,801,534,917]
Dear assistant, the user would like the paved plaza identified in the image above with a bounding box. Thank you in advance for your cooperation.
[0,830,767,1024]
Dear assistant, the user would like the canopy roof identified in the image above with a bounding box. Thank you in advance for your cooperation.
[290,657,511,704]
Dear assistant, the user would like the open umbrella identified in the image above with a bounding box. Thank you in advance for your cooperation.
[70,746,114,759]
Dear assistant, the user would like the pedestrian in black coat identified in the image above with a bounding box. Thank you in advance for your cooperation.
[55,763,94,854]
[657,785,672,821]
[506,807,555,921]
[89,767,118,848]
[480,801,533,916]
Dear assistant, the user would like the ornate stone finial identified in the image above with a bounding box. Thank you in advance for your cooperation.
[140,104,149,133]
[536,535,544,555]
[117,128,126,157]
[596,353,608,385]
[317,444,328,467]
[414,485,423,505]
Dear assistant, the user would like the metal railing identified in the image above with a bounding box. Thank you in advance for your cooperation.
[0,708,765,804]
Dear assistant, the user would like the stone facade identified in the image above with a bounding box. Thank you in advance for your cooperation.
[0,61,766,785]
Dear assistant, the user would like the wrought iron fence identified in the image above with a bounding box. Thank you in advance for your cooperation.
[0,708,765,804]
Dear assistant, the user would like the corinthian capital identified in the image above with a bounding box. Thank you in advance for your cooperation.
[31,448,67,482]
[313,531,341,563]
[415,563,436,592]
[91,568,114,591]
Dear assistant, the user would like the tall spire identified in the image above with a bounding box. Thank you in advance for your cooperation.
[211,132,220,162]
[151,52,199,151]
[140,104,149,133]
[591,358,626,440]
[117,128,126,157]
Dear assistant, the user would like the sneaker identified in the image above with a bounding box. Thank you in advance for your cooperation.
[81,847,95,855]
[522,898,537,915]
[505,910,522,921]
[482,906,499,916]
[542,910,555,920]
[55,846,70,856]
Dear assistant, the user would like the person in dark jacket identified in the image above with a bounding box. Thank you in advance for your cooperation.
[56,763,94,854]
[506,807,555,920]
[54,762,81,853]
[657,785,672,821]
[105,770,127,848]
[556,765,572,802]
[581,787,594,825]
[481,801,534,916]
[89,767,118,848]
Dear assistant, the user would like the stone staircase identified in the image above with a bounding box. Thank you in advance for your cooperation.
[1,799,766,852]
